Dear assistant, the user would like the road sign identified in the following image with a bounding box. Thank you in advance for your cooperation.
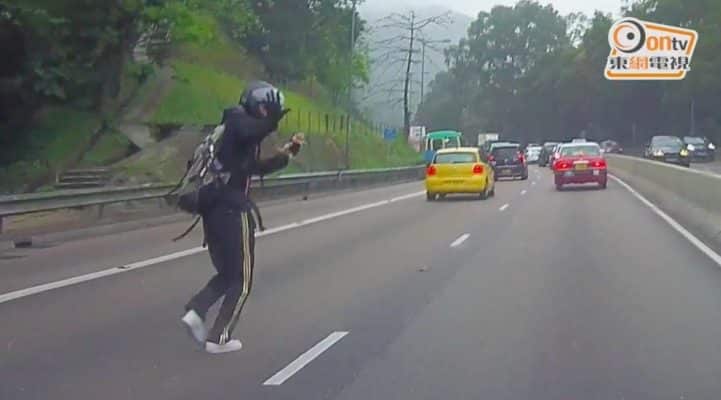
[383,128,397,141]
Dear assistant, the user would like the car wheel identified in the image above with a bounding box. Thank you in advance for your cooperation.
[490,184,496,197]
[599,181,607,190]
[439,194,447,199]
[479,184,489,200]
[556,183,563,191]
[521,172,528,180]
[426,192,436,201]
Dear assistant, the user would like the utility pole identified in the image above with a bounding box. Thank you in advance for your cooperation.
[371,11,452,139]
[418,38,451,107]
[345,0,357,170]
[420,39,425,102]
[690,98,696,136]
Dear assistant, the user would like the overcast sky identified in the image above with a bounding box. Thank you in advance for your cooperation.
[361,0,623,18]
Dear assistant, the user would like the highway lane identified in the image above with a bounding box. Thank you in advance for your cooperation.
[692,159,721,175]
[3,167,721,399]
[0,182,428,295]
[0,177,528,400]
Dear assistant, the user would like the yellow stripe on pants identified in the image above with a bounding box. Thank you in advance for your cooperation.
[220,212,252,345]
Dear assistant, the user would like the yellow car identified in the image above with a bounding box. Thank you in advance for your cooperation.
[425,147,496,201]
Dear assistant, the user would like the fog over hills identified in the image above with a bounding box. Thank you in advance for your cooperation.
[357,4,473,127]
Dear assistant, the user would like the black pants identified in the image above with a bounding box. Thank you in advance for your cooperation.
[186,204,255,345]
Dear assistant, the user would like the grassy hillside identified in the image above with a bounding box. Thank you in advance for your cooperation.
[0,108,106,193]
[1,25,420,193]
[119,32,420,182]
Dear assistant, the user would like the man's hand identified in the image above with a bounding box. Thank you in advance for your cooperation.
[281,132,305,157]
[264,90,290,122]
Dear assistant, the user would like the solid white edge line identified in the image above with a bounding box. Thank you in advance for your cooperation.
[0,190,423,305]
[499,204,509,211]
[263,331,349,386]
[450,233,470,248]
[610,174,721,267]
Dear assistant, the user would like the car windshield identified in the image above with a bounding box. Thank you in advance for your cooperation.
[492,147,520,159]
[434,152,476,164]
[653,136,683,146]
[684,137,705,145]
[560,145,601,157]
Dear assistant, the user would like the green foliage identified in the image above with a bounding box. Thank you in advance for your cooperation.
[79,129,135,166]
[143,1,218,44]
[245,0,368,104]
[0,106,102,192]
[417,0,721,145]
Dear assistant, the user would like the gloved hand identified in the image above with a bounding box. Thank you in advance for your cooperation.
[264,90,291,122]
[281,132,305,157]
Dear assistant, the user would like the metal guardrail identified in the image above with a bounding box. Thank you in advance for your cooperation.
[0,166,425,233]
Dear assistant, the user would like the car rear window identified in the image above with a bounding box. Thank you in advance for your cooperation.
[653,136,683,146]
[560,145,601,157]
[492,147,520,159]
[434,152,477,164]
[684,136,705,145]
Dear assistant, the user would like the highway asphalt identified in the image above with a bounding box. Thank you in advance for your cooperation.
[3,166,721,399]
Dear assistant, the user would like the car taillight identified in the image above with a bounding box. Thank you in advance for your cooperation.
[591,159,607,168]
[426,165,436,176]
[554,160,572,170]
[518,152,526,164]
[473,164,484,174]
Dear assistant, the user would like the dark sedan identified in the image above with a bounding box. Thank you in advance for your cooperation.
[644,135,691,167]
[600,140,624,154]
[538,142,559,167]
[683,136,715,162]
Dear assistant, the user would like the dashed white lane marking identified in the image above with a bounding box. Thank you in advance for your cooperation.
[611,175,721,267]
[521,190,527,196]
[499,204,509,211]
[263,331,349,386]
[0,190,427,305]
[532,181,537,185]
[390,191,426,202]
[450,233,470,248]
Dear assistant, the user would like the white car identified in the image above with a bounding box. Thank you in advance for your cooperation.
[525,146,543,164]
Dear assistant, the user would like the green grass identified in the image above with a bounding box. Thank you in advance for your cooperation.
[0,107,103,192]
[26,107,102,165]
[79,129,134,167]
[153,62,243,124]
[149,58,420,171]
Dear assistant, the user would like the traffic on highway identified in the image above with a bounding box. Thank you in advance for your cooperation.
[5,0,721,399]
[3,136,721,399]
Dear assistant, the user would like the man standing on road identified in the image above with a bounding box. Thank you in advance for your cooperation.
[181,81,302,354]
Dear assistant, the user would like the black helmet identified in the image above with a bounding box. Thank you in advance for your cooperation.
[239,81,284,118]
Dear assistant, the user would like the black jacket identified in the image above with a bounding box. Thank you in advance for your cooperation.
[216,106,290,197]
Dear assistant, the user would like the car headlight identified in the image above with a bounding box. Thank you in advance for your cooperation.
[653,150,664,157]
[709,143,716,150]
[687,144,696,151]
[680,149,689,156]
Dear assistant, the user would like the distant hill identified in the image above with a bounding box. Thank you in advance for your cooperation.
[358,4,473,127]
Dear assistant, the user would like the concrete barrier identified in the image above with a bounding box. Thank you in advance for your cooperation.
[607,154,721,247]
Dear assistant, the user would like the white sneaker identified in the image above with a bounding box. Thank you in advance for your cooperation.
[205,340,243,354]
[181,310,207,344]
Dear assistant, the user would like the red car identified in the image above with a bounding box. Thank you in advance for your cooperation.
[552,143,607,190]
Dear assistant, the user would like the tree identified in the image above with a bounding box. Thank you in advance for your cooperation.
[370,10,452,138]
